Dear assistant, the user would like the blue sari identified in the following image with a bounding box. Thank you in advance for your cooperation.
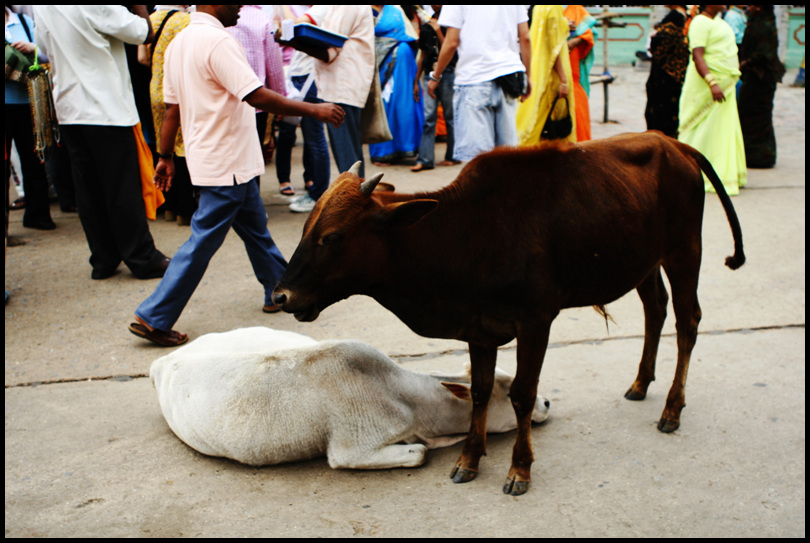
[369,6,424,163]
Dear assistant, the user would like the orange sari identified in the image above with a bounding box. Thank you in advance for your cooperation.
[133,123,164,220]
[563,5,594,142]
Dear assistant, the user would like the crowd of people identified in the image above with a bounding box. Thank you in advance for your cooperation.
[645,5,785,196]
[5,5,790,338]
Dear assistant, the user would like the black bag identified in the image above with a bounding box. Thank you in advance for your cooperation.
[149,10,179,66]
[494,71,525,99]
[541,96,572,140]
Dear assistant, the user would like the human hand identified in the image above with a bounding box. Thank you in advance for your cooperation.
[11,41,35,55]
[710,83,725,102]
[154,157,175,192]
[427,78,438,100]
[520,79,532,102]
[315,102,345,127]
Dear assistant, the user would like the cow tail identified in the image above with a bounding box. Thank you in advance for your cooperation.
[689,147,746,270]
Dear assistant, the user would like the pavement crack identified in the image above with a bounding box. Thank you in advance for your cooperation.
[394,323,804,364]
[6,324,803,388]
[5,373,149,389]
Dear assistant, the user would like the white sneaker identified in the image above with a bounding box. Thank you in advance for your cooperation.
[289,193,316,213]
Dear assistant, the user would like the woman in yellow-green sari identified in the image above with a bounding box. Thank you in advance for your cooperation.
[678,5,746,195]
[516,5,575,145]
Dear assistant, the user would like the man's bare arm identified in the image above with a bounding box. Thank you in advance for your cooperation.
[243,87,345,127]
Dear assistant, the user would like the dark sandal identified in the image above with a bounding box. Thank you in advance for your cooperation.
[279,184,296,196]
[128,322,188,347]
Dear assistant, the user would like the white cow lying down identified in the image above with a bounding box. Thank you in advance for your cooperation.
[150,327,550,469]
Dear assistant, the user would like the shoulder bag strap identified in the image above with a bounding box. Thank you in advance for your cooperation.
[150,10,179,64]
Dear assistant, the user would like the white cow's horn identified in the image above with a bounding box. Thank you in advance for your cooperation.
[359,173,384,196]
[347,161,362,176]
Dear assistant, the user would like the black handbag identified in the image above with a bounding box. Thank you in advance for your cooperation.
[494,71,526,99]
[541,95,572,140]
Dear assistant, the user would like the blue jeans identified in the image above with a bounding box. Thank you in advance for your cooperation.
[326,104,364,178]
[135,177,287,331]
[452,80,518,162]
[275,75,331,200]
[416,68,456,167]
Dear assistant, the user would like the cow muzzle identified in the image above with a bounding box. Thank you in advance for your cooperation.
[271,288,321,322]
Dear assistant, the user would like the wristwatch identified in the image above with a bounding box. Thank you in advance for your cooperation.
[428,71,441,83]
[156,152,173,160]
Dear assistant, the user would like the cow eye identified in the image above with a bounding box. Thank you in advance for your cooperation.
[320,233,344,246]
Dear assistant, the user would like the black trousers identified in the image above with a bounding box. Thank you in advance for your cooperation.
[4,103,54,228]
[59,124,165,276]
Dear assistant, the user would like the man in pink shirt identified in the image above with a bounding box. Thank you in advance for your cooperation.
[130,5,343,346]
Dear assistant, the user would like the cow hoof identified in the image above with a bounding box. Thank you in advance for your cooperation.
[657,418,680,433]
[624,384,647,401]
[503,476,530,496]
[450,465,478,484]
[624,388,647,401]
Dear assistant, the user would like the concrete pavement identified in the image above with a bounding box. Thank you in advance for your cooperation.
[5,66,805,537]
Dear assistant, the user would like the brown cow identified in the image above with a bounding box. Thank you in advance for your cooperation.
[271,131,745,495]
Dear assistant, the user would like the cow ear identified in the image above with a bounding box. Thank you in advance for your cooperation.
[441,382,471,401]
[378,199,438,229]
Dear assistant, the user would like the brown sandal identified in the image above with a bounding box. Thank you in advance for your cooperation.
[128,322,188,347]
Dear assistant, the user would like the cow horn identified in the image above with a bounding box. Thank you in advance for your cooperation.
[347,161,362,176]
[359,173,384,196]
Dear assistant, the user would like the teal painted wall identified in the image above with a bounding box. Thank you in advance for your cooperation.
[586,6,805,70]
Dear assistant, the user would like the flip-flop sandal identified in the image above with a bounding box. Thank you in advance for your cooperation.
[279,184,296,196]
[128,322,189,347]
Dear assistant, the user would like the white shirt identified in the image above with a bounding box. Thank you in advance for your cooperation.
[305,5,374,108]
[287,5,314,77]
[438,5,528,86]
[33,5,148,126]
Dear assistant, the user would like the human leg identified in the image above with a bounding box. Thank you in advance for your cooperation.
[492,84,519,148]
[326,104,364,177]
[82,125,167,277]
[297,78,331,201]
[170,156,197,223]
[275,118,297,193]
[134,183,245,332]
[415,74,440,169]
[59,124,124,276]
[230,178,288,308]
[5,104,54,230]
[452,83,496,162]
[438,69,458,164]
